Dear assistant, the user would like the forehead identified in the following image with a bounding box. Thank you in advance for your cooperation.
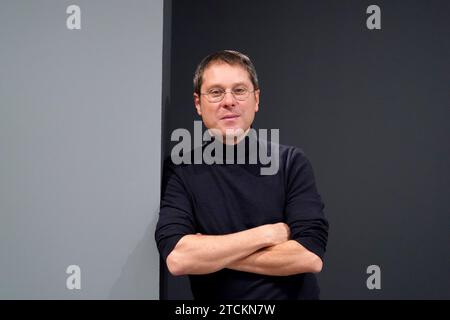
[202,62,252,88]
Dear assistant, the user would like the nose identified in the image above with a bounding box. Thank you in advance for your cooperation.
[221,91,237,107]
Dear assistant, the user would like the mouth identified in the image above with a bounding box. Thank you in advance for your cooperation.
[221,114,240,120]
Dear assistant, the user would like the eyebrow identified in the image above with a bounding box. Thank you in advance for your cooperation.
[204,82,249,90]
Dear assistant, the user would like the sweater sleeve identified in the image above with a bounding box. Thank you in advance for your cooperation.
[155,159,196,262]
[284,148,329,260]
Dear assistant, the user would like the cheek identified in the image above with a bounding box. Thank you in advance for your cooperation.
[204,106,219,121]
[242,105,256,117]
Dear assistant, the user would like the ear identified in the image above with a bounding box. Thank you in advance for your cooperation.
[254,89,260,113]
[194,93,202,116]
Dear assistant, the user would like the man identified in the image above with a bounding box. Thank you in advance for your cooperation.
[155,50,329,300]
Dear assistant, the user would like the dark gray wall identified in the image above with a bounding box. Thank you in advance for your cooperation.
[0,0,163,299]
[162,0,450,299]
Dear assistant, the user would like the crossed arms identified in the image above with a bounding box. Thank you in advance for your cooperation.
[166,222,323,277]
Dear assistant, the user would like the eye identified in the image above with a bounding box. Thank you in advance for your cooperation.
[233,87,247,95]
[208,89,223,97]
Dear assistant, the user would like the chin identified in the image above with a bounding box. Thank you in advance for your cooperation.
[208,124,247,139]
[222,127,246,137]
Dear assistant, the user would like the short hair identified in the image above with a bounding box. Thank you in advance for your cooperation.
[193,50,259,95]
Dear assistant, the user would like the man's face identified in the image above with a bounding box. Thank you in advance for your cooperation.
[194,62,260,139]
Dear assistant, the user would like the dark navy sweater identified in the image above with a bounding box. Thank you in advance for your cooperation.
[155,133,329,300]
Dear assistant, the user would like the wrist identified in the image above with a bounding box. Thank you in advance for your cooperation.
[255,224,276,247]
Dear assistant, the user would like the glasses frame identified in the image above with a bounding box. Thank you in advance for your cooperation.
[200,87,257,103]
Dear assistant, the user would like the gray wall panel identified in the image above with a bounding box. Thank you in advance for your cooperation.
[0,0,163,299]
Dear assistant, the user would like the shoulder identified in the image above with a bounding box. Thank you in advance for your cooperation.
[279,143,307,161]
[162,143,203,179]
[268,143,318,189]
[162,154,191,180]
[266,140,309,169]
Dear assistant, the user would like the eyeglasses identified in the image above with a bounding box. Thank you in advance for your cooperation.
[200,86,256,103]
